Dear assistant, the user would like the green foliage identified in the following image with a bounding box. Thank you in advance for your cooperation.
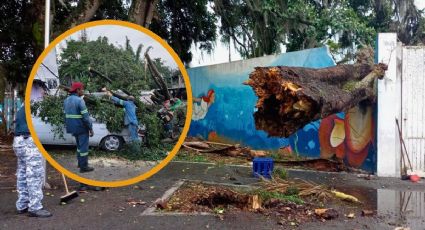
[112,142,173,161]
[214,0,425,62]
[32,95,126,137]
[255,190,304,204]
[269,151,284,161]
[150,0,217,64]
[51,0,217,65]
[285,186,300,196]
[273,167,288,180]
[58,37,178,96]
[32,22,43,46]
[117,142,170,161]
[174,151,208,162]
[215,0,376,59]
[138,145,170,161]
[0,0,44,84]
[48,37,176,147]
[89,97,126,133]
[60,38,141,93]
[32,94,166,148]
[138,105,163,148]
[174,104,187,127]
[90,142,171,161]
[31,95,67,139]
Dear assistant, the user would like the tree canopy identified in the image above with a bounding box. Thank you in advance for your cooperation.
[35,36,177,148]
[213,0,425,61]
[57,35,175,95]
[2,0,425,87]
[0,0,216,87]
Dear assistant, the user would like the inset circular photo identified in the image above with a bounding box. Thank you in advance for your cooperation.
[25,21,192,187]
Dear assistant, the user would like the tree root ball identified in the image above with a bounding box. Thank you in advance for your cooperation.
[244,63,387,137]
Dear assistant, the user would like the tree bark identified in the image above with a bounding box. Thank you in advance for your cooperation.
[393,0,420,44]
[71,0,101,27]
[129,0,158,28]
[145,50,171,100]
[0,64,6,135]
[52,0,102,38]
[244,63,387,137]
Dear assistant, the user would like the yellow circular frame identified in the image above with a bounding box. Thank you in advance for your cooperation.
[25,20,193,187]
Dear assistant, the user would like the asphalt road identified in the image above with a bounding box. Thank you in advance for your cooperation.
[1,155,424,229]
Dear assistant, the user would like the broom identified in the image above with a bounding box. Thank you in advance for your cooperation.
[60,173,78,203]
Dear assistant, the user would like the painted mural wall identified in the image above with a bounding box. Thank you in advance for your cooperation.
[187,47,377,172]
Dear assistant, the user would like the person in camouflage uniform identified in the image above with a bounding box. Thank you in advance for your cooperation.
[13,105,52,217]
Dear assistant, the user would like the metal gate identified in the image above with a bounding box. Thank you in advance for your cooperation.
[401,46,425,175]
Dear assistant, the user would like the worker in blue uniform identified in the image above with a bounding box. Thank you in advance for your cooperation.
[103,88,139,142]
[64,82,94,173]
[13,105,52,217]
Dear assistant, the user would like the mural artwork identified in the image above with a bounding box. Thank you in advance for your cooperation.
[187,47,377,172]
[318,105,375,168]
[192,89,215,121]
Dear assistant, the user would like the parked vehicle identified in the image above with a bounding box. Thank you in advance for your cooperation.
[32,116,146,151]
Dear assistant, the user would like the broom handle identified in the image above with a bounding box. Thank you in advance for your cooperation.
[396,119,413,171]
[61,173,70,194]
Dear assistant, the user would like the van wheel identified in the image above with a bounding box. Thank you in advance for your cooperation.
[100,135,123,151]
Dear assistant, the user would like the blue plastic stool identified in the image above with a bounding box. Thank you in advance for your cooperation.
[253,157,274,179]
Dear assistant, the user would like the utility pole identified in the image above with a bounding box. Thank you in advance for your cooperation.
[42,0,51,188]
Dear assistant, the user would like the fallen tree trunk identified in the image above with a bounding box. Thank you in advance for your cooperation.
[244,63,387,137]
[145,48,172,101]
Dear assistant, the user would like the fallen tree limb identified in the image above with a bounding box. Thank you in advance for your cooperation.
[145,48,172,100]
[88,67,113,83]
[244,63,387,137]
[183,141,211,149]
[182,144,204,152]
[203,141,234,147]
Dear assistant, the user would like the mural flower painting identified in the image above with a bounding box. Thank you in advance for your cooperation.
[319,105,374,168]
[192,89,215,121]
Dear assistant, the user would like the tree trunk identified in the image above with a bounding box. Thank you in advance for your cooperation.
[129,0,158,28]
[145,50,171,100]
[0,65,6,135]
[52,0,102,38]
[393,0,420,44]
[71,0,101,27]
[244,63,388,137]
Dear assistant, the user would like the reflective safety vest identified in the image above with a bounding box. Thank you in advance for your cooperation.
[64,93,93,135]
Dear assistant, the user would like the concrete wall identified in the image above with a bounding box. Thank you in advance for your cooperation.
[376,33,401,177]
[187,46,378,172]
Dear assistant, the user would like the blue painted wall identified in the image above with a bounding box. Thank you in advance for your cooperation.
[187,47,376,172]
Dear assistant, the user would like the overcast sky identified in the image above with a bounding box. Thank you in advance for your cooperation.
[416,0,425,10]
[57,25,178,69]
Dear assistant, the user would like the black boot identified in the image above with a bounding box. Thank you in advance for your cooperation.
[28,209,52,218]
[78,183,89,191]
[80,166,94,173]
[91,186,106,191]
[17,208,28,214]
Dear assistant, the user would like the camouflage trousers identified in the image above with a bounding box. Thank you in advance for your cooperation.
[13,136,44,212]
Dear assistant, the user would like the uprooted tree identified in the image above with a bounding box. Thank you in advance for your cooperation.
[33,36,184,152]
[245,63,388,137]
